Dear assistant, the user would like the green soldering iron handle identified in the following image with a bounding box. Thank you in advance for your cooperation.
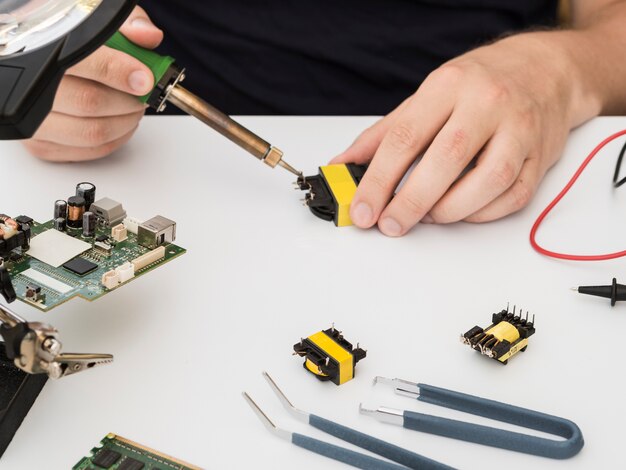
[105,31,176,103]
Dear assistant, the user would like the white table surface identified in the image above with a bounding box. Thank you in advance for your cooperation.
[2,115,626,469]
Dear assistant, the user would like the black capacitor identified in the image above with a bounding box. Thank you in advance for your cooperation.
[76,182,96,210]
[54,217,66,232]
[53,200,67,220]
[82,212,96,237]
[67,196,86,228]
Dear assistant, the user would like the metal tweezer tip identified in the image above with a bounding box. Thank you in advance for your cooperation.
[359,403,404,425]
[373,376,421,398]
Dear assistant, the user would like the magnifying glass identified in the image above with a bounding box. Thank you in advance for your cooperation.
[0,0,135,139]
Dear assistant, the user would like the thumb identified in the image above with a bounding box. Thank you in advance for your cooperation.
[119,6,163,50]
[330,117,390,165]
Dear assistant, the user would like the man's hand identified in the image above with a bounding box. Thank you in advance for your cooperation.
[22,7,163,162]
[332,31,601,236]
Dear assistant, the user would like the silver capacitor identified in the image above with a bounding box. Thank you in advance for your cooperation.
[54,200,67,220]
[82,211,96,237]
[76,182,96,209]
[54,217,66,231]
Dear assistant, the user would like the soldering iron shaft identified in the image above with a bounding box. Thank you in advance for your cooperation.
[167,85,300,176]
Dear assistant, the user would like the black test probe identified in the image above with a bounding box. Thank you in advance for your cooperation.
[574,278,626,306]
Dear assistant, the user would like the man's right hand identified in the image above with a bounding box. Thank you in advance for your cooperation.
[22,6,163,162]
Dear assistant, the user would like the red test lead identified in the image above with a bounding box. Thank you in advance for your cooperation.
[530,129,626,261]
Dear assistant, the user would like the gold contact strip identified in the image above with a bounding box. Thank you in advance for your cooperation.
[108,434,203,470]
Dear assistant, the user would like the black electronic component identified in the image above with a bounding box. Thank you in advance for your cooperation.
[63,257,98,276]
[96,235,109,243]
[67,196,86,229]
[83,212,96,238]
[0,262,16,303]
[54,217,67,232]
[297,163,367,226]
[293,326,366,386]
[0,343,48,458]
[575,278,626,306]
[118,457,145,470]
[461,306,536,365]
[14,216,33,226]
[92,448,122,468]
[76,183,97,209]
[54,200,68,220]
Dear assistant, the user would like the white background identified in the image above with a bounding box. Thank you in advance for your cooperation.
[2,116,626,469]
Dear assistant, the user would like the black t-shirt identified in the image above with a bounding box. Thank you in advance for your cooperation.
[140,1,557,115]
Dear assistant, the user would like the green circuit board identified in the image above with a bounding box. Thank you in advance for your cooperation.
[5,220,185,311]
[73,433,201,470]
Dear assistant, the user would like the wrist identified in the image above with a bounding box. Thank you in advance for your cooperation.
[496,31,603,128]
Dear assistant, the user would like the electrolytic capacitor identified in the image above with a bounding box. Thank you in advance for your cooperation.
[67,196,86,228]
[82,211,96,237]
[54,217,66,231]
[54,200,67,220]
[76,182,96,209]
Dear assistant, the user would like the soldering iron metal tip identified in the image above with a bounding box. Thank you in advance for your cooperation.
[278,159,302,177]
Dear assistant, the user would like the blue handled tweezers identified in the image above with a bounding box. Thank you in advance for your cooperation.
[360,377,584,460]
[243,372,455,470]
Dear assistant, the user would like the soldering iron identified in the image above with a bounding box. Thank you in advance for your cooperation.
[105,32,301,176]
[0,0,300,176]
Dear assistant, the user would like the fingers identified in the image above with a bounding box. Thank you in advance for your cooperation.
[331,98,411,165]
[23,6,161,163]
[66,5,163,97]
[348,76,459,229]
[371,96,499,235]
[53,76,146,117]
[33,110,145,148]
[119,6,164,49]
[464,158,542,223]
[427,130,528,223]
[23,127,138,162]
[67,45,154,96]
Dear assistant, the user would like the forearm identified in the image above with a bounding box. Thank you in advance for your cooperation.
[480,1,626,131]
[565,0,626,117]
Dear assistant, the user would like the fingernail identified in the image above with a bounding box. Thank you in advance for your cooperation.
[351,202,373,227]
[128,70,151,94]
[132,18,156,30]
[421,214,434,224]
[379,217,403,237]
